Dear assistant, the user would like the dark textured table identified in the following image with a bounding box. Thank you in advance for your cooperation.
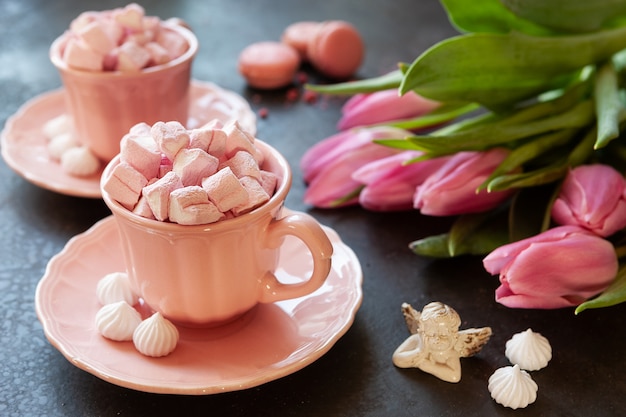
[2,1,625,416]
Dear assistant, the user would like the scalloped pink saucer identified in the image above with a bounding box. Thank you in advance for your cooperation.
[35,212,362,395]
[1,80,256,198]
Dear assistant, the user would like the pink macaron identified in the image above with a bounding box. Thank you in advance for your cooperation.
[281,21,321,60]
[307,20,364,79]
[238,41,301,89]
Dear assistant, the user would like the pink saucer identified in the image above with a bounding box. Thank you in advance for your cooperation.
[1,80,256,198]
[35,212,362,395]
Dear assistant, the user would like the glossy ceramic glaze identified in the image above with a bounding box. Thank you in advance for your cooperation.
[0,80,256,198]
[101,141,333,327]
[49,24,198,162]
[35,214,362,394]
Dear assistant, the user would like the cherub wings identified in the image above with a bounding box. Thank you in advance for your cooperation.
[401,302,492,358]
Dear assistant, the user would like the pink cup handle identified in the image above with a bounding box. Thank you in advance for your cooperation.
[259,212,333,302]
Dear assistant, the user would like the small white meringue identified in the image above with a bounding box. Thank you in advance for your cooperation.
[60,146,101,176]
[95,301,142,342]
[505,328,552,371]
[42,114,72,139]
[47,132,79,161]
[488,364,538,409]
[96,272,139,306]
[133,312,179,357]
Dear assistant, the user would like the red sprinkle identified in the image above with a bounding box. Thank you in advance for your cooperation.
[286,88,299,101]
[303,90,318,104]
[258,107,269,118]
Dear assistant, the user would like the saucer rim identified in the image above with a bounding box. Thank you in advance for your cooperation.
[1,80,256,199]
[35,211,363,395]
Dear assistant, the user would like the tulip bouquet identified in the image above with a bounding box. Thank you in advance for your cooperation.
[303,0,626,312]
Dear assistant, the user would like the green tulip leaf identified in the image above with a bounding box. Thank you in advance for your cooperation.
[575,265,626,314]
[305,70,403,95]
[409,234,455,258]
[478,128,578,192]
[410,208,510,258]
[499,0,626,33]
[440,0,553,35]
[383,103,479,131]
[404,100,594,154]
[400,28,626,108]
[507,185,556,241]
[487,162,568,191]
[594,61,622,149]
[447,209,510,256]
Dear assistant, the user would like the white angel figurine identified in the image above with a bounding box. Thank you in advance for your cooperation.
[392,302,492,383]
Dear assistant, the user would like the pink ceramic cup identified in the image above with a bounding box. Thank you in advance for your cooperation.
[101,140,334,327]
[49,24,198,162]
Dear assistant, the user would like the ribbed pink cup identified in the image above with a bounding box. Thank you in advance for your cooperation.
[101,140,334,327]
[49,24,198,162]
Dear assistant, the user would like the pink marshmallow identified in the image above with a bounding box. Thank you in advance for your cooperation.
[126,29,156,46]
[63,38,104,71]
[69,11,99,33]
[200,119,224,130]
[120,134,162,179]
[116,41,151,71]
[221,150,261,180]
[188,128,212,152]
[232,177,270,215]
[142,171,182,221]
[169,186,224,225]
[223,121,257,158]
[259,170,278,196]
[102,161,148,210]
[78,21,117,55]
[151,121,190,160]
[156,29,188,58]
[132,194,156,219]
[173,148,219,186]
[113,3,145,31]
[190,121,227,159]
[145,41,171,65]
[129,122,152,136]
[142,16,161,33]
[202,167,248,212]
[208,129,227,161]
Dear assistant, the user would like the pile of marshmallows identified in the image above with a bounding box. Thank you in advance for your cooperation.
[102,119,277,226]
[238,20,364,89]
[58,3,188,72]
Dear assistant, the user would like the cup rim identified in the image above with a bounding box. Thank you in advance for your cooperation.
[101,139,293,232]
[49,23,198,78]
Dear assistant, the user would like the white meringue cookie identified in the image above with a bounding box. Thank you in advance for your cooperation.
[133,312,179,357]
[96,272,139,306]
[95,301,142,341]
[60,146,101,176]
[505,328,552,371]
[488,364,538,409]
[42,114,72,139]
[47,132,79,161]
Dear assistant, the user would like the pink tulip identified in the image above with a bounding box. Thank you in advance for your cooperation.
[413,148,514,216]
[483,226,617,309]
[551,164,626,237]
[352,151,451,211]
[301,126,410,208]
[337,89,440,131]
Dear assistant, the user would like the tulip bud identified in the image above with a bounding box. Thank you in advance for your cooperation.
[352,151,451,211]
[413,148,514,216]
[337,89,440,131]
[301,126,410,208]
[551,164,626,237]
[483,226,617,309]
